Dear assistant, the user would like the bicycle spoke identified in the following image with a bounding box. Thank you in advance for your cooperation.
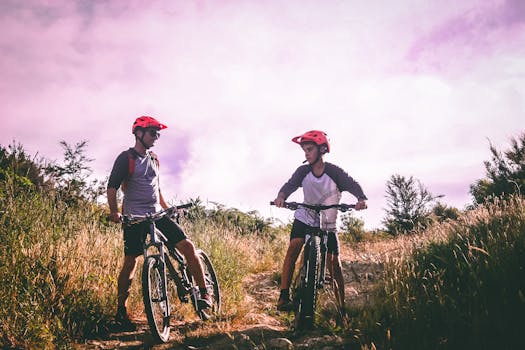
[188,250,221,320]
[143,256,170,343]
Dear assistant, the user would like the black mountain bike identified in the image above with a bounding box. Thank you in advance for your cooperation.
[270,201,355,330]
[123,204,221,343]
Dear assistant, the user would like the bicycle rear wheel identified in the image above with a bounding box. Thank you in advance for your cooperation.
[189,250,221,320]
[142,256,171,343]
[296,236,320,330]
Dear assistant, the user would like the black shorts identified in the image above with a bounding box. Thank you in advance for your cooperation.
[290,219,340,255]
[122,216,187,256]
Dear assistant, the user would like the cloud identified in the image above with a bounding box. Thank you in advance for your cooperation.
[405,0,525,74]
[1,1,524,229]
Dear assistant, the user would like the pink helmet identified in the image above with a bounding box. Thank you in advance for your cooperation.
[132,116,167,134]
[292,130,330,153]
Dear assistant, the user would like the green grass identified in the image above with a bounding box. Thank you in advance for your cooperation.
[352,196,525,350]
[0,179,288,348]
[3,171,524,349]
[0,183,118,348]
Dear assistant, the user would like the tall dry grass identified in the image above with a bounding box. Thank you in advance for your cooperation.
[124,215,288,326]
[0,182,119,348]
[353,196,525,350]
[0,178,288,349]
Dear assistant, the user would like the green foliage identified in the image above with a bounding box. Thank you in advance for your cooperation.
[470,132,525,204]
[431,201,461,223]
[0,140,105,205]
[362,196,525,349]
[45,140,106,204]
[0,184,116,349]
[0,167,33,189]
[383,174,442,235]
[183,198,274,236]
[0,142,47,190]
[0,181,289,348]
[339,212,366,242]
[0,143,290,348]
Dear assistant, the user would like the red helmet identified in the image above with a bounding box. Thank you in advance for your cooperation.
[132,116,167,134]
[292,130,330,153]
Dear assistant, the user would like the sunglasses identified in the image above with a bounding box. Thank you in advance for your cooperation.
[146,129,161,138]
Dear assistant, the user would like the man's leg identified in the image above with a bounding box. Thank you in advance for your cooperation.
[116,254,139,330]
[327,253,345,309]
[156,218,211,309]
[117,255,139,307]
[277,237,304,310]
[280,238,305,290]
[176,239,211,309]
[176,239,205,286]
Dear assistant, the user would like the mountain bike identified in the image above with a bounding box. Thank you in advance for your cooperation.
[270,201,355,330]
[123,204,221,343]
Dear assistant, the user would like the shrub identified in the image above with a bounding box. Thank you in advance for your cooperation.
[366,196,525,349]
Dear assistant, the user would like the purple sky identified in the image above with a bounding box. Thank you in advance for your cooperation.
[1,0,524,229]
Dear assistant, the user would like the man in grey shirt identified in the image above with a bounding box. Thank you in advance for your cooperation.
[107,116,211,330]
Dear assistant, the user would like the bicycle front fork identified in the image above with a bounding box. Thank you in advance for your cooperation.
[303,234,328,290]
[317,234,328,289]
[145,241,171,316]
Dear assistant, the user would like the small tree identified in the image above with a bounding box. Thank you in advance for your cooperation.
[339,212,366,242]
[470,132,525,204]
[45,140,105,203]
[0,142,47,190]
[383,174,442,235]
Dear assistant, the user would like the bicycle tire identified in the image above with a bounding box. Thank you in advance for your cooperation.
[296,236,320,330]
[189,250,221,320]
[142,256,171,343]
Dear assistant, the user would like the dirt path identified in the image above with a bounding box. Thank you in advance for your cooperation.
[77,242,384,349]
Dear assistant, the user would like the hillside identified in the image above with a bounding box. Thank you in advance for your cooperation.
[77,237,386,350]
[1,172,524,349]
[76,196,525,350]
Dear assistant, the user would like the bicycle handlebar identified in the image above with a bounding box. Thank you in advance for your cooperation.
[122,203,194,225]
[269,201,355,212]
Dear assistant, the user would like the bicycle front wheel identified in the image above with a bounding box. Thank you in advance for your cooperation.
[142,256,171,343]
[190,250,221,320]
[296,236,320,330]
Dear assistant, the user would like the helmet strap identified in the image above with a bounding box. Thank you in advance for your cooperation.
[135,128,150,149]
[139,136,149,149]
[313,145,327,164]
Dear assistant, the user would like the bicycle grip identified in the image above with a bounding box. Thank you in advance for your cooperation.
[177,203,194,209]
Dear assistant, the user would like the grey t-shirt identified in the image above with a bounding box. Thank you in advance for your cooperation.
[107,148,162,215]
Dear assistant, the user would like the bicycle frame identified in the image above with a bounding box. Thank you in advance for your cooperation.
[274,201,354,289]
[270,201,355,330]
[123,204,199,342]
[143,222,195,304]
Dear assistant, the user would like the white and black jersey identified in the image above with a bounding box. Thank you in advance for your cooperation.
[278,162,367,231]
